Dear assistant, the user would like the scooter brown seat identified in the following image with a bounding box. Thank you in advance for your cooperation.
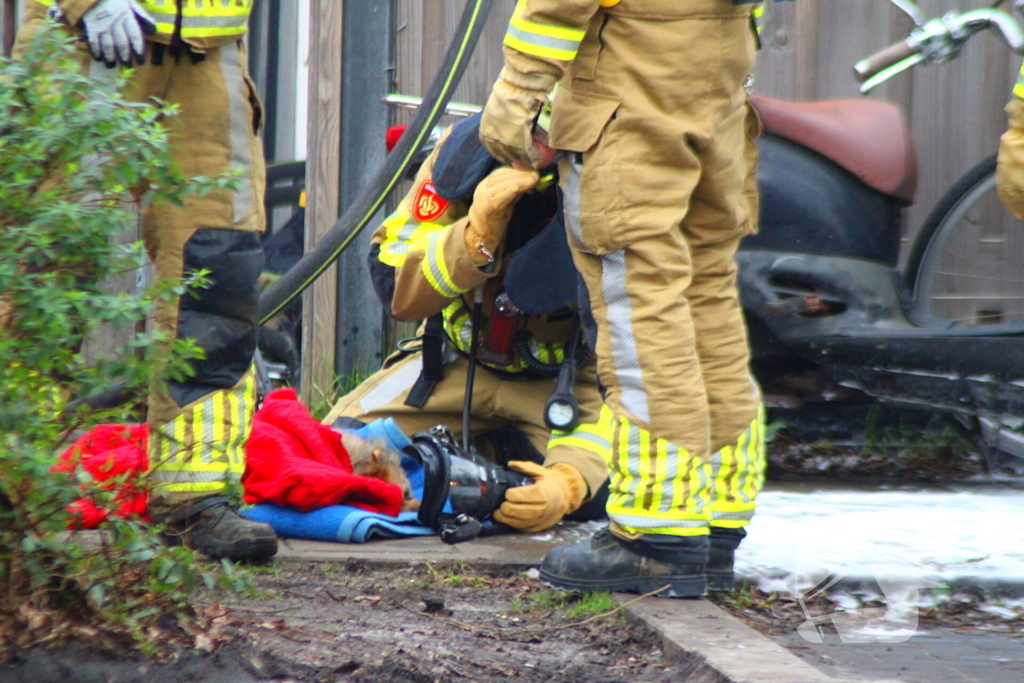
[750,94,918,204]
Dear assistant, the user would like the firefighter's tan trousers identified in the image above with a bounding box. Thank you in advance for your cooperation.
[553,0,765,538]
[18,9,267,513]
[323,353,611,499]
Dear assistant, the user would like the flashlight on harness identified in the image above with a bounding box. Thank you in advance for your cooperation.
[544,319,582,432]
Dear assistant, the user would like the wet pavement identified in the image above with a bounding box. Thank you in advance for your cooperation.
[776,628,1024,682]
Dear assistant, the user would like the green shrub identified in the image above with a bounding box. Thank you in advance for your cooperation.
[0,21,242,659]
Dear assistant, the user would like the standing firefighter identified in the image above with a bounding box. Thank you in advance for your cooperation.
[17,0,277,561]
[480,0,766,596]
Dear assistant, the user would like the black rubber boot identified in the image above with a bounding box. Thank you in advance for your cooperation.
[157,496,278,562]
[539,527,708,598]
[707,527,746,592]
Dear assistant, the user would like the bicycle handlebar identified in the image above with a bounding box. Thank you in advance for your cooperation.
[853,38,917,83]
[854,7,1024,94]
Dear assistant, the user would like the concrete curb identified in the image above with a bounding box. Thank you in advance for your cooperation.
[621,596,902,683]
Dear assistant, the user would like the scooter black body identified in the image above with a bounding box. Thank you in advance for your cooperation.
[740,95,1024,437]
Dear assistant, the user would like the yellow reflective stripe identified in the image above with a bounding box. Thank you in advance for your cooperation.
[151,467,230,480]
[504,0,584,61]
[179,26,248,38]
[161,481,228,491]
[752,5,764,19]
[604,409,711,533]
[1014,61,1024,99]
[637,426,652,510]
[421,232,463,298]
[649,438,667,514]
[709,408,765,527]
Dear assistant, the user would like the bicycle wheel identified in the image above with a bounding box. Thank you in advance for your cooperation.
[907,154,1024,324]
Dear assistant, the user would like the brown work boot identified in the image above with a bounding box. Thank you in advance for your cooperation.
[539,526,707,598]
[157,495,278,562]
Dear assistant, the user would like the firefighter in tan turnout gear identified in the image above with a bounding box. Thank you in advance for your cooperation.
[998,63,1024,221]
[18,0,277,560]
[480,0,767,596]
[324,118,611,533]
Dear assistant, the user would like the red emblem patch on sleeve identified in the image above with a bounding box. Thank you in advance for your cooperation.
[411,180,449,222]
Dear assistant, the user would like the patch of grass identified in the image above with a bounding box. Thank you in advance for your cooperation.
[565,591,617,619]
[416,561,490,588]
[508,590,620,621]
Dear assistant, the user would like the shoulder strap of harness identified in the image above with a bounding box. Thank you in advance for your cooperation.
[404,313,447,408]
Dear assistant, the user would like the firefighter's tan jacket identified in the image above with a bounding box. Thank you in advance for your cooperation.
[374,141,577,374]
[34,0,252,50]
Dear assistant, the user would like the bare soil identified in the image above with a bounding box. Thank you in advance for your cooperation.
[2,561,683,683]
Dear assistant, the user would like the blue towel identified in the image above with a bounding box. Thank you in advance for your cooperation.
[241,418,437,542]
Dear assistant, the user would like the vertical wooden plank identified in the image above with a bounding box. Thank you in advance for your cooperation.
[300,0,343,410]
[2,0,17,58]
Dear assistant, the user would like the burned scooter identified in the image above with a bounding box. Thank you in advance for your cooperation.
[739,0,1024,461]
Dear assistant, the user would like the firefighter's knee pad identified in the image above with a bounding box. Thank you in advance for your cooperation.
[170,228,264,408]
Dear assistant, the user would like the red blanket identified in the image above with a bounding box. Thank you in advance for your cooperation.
[54,424,151,528]
[242,389,402,515]
[57,388,403,527]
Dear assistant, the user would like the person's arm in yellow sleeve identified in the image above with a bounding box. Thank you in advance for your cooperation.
[998,95,1024,222]
[480,0,606,168]
[371,141,540,322]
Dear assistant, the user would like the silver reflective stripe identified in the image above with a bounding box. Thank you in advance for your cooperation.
[359,356,423,414]
[601,251,650,423]
[625,424,642,502]
[695,451,709,514]
[148,11,177,25]
[711,510,755,522]
[218,41,255,222]
[563,161,586,249]
[551,430,611,452]
[608,513,708,529]
[201,400,214,464]
[735,428,752,505]
[659,442,679,514]
[425,232,460,297]
[181,15,249,30]
[150,470,228,483]
[505,24,581,55]
[234,378,248,467]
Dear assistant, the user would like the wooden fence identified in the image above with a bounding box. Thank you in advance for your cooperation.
[1,0,19,57]
[393,0,1020,249]
[379,0,1024,339]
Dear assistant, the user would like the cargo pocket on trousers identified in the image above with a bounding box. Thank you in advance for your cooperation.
[741,99,764,235]
[242,71,264,135]
[549,86,622,255]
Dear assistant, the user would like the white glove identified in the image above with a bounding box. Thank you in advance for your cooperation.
[81,0,156,67]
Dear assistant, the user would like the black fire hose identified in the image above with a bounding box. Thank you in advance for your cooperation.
[258,0,494,324]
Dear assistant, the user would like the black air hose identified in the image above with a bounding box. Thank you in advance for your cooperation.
[258,0,494,324]
[513,336,595,378]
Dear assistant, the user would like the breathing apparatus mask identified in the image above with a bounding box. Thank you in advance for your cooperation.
[406,425,534,543]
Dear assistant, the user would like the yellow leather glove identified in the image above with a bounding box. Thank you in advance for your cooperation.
[464,166,539,266]
[493,461,587,532]
[998,97,1024,222]
[480,66,558,169]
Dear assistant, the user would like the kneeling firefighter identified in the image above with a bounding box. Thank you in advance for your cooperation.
[323,113,611,533]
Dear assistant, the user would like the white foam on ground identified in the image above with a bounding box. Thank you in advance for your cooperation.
[738,489,1024,597]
